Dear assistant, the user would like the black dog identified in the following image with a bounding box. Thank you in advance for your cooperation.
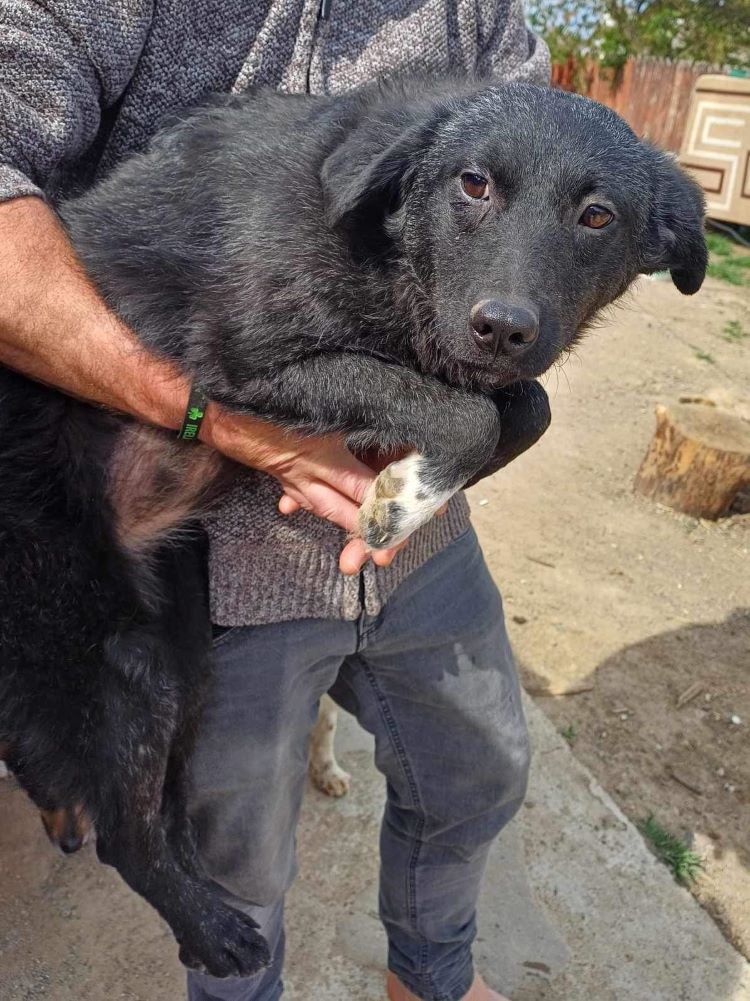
[0,78,706,977]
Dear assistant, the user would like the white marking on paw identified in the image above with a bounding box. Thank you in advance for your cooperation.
[0,761,8,779]
[358,452,454,550]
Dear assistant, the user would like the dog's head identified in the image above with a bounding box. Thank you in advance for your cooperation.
[321,83,707,388]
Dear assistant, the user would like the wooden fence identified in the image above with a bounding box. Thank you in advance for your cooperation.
[552,57,722,152]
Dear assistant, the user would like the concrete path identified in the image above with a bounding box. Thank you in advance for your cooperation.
[283,697,750,1001]
[2,693,747,1000]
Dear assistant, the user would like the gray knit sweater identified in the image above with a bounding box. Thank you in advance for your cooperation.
[0,0,549,626]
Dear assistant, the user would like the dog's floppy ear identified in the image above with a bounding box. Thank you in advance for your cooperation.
[642,152,708,295]
[320,117,435,228]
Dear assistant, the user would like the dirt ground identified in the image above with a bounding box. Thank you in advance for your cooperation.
[467,270,750,958]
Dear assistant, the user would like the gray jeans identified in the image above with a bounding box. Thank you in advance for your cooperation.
[187,528,530,1001]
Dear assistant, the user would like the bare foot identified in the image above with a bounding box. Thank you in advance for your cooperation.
[386,971,510,1001]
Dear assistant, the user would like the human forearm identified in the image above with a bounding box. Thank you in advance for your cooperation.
[0,198,303,463]
[0,196,193,428]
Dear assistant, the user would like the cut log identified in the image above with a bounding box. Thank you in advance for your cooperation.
[634,402,750,519]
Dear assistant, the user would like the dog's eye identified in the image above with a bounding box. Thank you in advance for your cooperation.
[460,172,489,200]
[579,204,614,229]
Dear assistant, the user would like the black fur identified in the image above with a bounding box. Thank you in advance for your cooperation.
[0,78,705,975]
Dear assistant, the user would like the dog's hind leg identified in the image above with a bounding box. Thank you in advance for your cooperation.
[161,730,209,879]
[92,635,270,978]
[309,694,351,798]
[95,738,270,977]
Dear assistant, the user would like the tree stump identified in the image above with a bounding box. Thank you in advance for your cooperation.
[634,401,750,519]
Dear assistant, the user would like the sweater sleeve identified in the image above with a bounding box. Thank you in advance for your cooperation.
[0,0,153,201]
[474,0,551,87]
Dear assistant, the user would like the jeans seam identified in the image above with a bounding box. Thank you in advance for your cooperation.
[356,657,438,996]
[210,625,245,650]
[358,616,381,648]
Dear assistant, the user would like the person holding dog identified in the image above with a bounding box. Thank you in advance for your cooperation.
[0,3,550,1000]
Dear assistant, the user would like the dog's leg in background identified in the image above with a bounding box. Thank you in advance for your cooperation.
[309,694,350,798]
[463,381,551,487]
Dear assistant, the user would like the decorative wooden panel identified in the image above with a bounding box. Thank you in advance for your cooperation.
[679,75,750,226]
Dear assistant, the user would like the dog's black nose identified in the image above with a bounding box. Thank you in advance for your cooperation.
[470,300,539,357]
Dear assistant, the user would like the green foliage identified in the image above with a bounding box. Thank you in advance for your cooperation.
[528,0,750,70]
[708,257,750,287]
[705,232,734,257]
[527,1,600,65]
[640,815,704,884]
[690,345,715,364]
[703,232,750,286]
[722,320,747,343]
[560,723,578,745]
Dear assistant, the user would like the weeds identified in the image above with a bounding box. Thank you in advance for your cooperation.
[722,319,747,343]
[560,724,578,745]
[705,233,750,287]
[705,232,733,257]
[640,815,704,885]
[690,345,715,364]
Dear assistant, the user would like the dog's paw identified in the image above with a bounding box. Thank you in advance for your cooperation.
[309,758,352,798]
[358,453,453,550]
[177,904,271,978]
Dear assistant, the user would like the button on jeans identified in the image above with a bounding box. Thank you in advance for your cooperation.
[187,528,530,1001]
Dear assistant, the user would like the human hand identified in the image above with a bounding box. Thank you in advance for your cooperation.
[202,406,403,574]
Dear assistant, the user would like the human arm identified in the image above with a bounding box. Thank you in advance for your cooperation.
[0,196,393,572]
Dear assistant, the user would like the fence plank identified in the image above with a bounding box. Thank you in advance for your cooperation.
[552,57,722,151]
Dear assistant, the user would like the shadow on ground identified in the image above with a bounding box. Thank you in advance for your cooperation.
[523,607,750,959]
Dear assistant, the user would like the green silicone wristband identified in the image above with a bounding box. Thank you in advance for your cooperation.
[177,384,209,441]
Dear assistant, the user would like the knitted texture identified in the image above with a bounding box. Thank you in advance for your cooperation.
[0,0,549,625]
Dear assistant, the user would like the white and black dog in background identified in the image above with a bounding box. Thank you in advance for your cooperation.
[0,78,706,977]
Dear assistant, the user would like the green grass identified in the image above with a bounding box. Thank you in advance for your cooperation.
[705,233,750,287]
[705,231,734,257]
[640,815,704,885]
[560,724,578,745]
[690,344,715,364]
[722,319,747,343]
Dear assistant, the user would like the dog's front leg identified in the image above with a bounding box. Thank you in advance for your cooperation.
[357,450,469,549]
[358,380,554,547]
[463,380,551,488]
[215,353,502,549]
